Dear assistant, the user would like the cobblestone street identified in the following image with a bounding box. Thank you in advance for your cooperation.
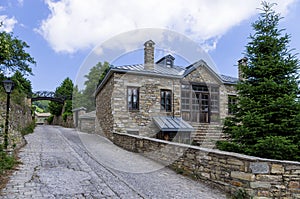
[1,125,226,198]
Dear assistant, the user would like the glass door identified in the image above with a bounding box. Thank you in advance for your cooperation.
[191,92,210,123]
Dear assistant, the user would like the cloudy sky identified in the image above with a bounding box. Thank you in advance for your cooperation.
[1,0,300,91]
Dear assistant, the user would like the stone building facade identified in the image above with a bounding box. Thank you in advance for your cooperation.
[95,40,238,147]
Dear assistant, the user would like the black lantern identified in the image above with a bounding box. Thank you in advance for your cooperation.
[2,78,14,150]
[2,79,14,94]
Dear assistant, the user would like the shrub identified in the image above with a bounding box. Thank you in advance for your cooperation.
[0,148,17,175]
[21,120,36,136]
[254,136,299,161]
[47,115,54,124]
[62,112,72,122]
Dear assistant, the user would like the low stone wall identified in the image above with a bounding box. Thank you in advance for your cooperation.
[52,115,74,128]
[112,132,300,198]
[79,118,95,133]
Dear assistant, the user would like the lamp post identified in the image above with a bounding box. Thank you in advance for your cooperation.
[2,79,14,150]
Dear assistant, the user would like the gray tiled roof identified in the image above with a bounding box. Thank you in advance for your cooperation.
[112,62,238,84]
[153,116,194,132]
[113,64,185,76]
[220,75,239,84]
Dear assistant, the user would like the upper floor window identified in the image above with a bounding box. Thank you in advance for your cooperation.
[161,90,172,112]
[128,87,139,111]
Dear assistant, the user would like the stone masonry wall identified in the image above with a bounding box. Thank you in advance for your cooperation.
[79,118,95,133]
[113,73,181,136]
[96,72,182,138]
[112,132,300,198]
[96,74,114,138]
[0,98,32,150]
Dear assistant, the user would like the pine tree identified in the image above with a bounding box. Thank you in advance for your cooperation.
[217,2,300,161]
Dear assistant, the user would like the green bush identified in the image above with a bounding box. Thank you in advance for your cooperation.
[47,115,54,124]
[216,141,243,154]
[254,136,299,161]
[21,120,36,136]
[0,148,17,175]
[62,111,72,122]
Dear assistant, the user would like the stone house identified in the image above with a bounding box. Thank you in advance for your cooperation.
[34,112,51,125]
[95,40,238,147]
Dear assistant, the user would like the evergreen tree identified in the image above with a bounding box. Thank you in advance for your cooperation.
[49,78,74,116]
[217,2,300,161]
[81,61,110,111]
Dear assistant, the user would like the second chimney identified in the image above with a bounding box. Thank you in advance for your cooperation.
[144,40,155,70]
[238,57,248,81]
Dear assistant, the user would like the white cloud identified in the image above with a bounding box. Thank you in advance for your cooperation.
[37,0,297,53]
[0,15,17,32]
[17,0,24,6]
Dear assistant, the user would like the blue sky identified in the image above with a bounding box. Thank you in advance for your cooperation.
[1,0,300,91]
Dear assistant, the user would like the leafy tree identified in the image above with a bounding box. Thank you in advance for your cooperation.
[48,78,73,116]
[0,30,35,76]
[11,71,32,96]
[75,61,110,111]
[217,2,300,161]
[72,85,84,109]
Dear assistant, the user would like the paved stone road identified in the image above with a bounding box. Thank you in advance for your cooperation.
[1,125,226,198]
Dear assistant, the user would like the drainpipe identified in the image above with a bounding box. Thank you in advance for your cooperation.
[172,79,175,118]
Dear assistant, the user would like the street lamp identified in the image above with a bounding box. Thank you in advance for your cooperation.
[2,79,14,150]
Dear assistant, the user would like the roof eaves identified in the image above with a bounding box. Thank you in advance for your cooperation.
[94,68,182,96]
[112,68,183,78]
[183,60,223,83]
[94,68,114,97]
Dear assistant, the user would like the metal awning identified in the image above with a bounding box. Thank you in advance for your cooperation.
[153,116,194,132]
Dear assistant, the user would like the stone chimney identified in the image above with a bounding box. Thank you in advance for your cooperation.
[238,57,248,80]
[144,40,155,70]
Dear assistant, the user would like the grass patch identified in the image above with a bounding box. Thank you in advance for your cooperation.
[0,147,20,192]
[0,150,16,175]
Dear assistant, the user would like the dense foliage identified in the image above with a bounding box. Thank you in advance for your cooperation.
[217,2,300,161]
[0,30,35,76]
[11,71,32,96]
[73,61,110,112]
[48,78,73,116]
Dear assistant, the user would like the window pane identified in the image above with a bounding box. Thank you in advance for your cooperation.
[128,87,139,111]
[161,90,172,112]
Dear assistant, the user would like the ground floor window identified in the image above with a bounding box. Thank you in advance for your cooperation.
[181,84,219,123]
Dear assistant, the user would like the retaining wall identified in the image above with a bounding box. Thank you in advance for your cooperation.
[112,132,300,198]
[0,99,32,150]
